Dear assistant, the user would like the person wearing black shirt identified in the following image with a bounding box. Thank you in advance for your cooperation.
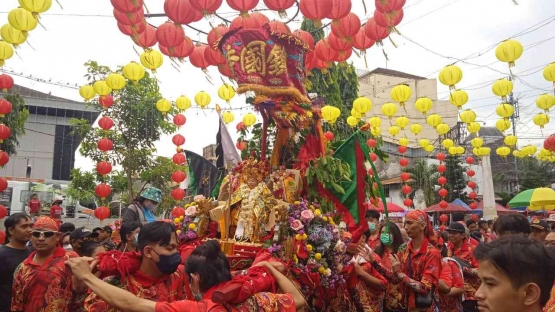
[0,213,32,312]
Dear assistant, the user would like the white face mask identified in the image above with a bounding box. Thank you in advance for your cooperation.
[63,244,73,251]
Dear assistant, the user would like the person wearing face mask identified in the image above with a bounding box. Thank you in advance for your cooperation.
[62,232,73,251]
[117,221,141,253]
[85,221,188,311]
[365,209,382,250]
[123,187,163,225]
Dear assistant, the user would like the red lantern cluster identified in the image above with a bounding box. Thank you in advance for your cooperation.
[439,214,448,224]
[171,206,185,218]
[94,206,111,221]
[466,156,478,209]
[0,204,7,219]
[0,77,13,194]
[544,135,555,152]
[398,144,412,208]
[171,107,187,209]
[436,152,448,204]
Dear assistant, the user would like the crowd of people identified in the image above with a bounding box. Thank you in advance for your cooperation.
[0,205,554,312]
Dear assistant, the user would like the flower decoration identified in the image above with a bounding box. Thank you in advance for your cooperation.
[193,194,206,201]
[185,205,197,216]
[290,219,304,231]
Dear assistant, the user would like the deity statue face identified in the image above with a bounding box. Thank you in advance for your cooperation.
[247,178,258,189]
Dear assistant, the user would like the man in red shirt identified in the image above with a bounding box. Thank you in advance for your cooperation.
[478,220,494,243]
[28,193,41,219]
[50,197,64,221]
[365,209,381,250]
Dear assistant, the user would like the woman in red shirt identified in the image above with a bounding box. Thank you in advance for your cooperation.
[50,198,64,221]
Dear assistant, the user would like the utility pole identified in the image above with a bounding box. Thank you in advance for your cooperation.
[507,76,520,193]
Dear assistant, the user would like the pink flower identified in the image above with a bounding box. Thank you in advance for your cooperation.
[185,206,197,216]
[300,209,314,222]
[194,195,205,201]
[334,240,347,253]
[290,219,304,231]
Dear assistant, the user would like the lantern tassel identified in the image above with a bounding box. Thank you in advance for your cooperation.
[361,0,368,15]
[143,2,151,14]
[278,10,288,19]
[382,48,389,62]
[55,0,63,9]
[512,0,519,4]
[393,26,401,35]
[389,36,398,48]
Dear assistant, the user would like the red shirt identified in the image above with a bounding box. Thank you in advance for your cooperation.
[367,235,381,250]
[50,205,63,220]
[439,259,464,312]
[380,249,405,311]
[11,247,79,311]
[85,265,188,311]
[469,237,479,247]
[28,199,41,213]
[349,254,387,312]
[447,239,480,301]
[544,284,555,312]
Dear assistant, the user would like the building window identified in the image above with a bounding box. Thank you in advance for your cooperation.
[52,125,79,181]
[384,185,390,197]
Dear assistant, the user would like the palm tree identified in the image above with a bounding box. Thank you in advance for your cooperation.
[403,159,439,207]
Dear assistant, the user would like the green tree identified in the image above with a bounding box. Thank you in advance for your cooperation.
[70,61,177,203]
[404,159,438,207]
[517,157,555,190]
[1,93,30,155]
[444,155,467,202]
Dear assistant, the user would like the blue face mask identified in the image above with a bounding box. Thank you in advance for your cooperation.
[380,232,393,246]
[368,222,377,232]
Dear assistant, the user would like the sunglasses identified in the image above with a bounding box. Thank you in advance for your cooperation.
[32,231,57,238]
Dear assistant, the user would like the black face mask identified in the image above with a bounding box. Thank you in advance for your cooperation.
[152,250,181,275]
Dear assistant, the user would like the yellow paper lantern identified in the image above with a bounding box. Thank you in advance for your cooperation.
[175,96,191,111]
[347,116,359,127]
[449,89,469,109]
[426,114,442,128]
[18,0,53,15]
[353,96,372,113]
[414,97,433,115]
[533,113,550,129]
[448,146,458,155]
[419,139,430,148]
[368,116,381,128]
[321,105,340,124]
[156,99,171,114]
[351,108,363,119]
[388,126,400,136]
[106,73,126,91]
[504,135,517,146]
[496,119,511,132]
[442,139,454,149]
[399,137,409,147]
[243,113,257,127]
[140,50,164,72]
[79,85,96,102]
[8,8,38,33]
[438,65,463,89]
[496,146,511,157]
[93,80,112,96]
[195,91,211,109]
[410,124,422,135]
[513,150,521,158]
[222,111,234,124]
[436,123,450,135]
[390,84,411,106]
[536,94,555,112]
[491,79,513,101]
[371,127,381,136]
[457,146,465,155]
[471,137,484,148]
[395,116,409,129]
[459,109,477,124]
[481,147,491,156]
[543,62,555,82]
[467,122,481,134]
[218,84,236,103]
[424,144,435,153]
[0,41,14,61]
[381,103,398,119]
[495,39,523,68]
[123,62,145,83]
[495,103,514,119]
[1,24,27,47]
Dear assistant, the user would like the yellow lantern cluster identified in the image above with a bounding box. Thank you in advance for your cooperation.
[436,123,450,135]
[218,84,236,104]
[426,114,442,128]
[415,97,433,115]
[381,103,398,119]
[353,96,372,114]
[1,24,27,48]
[449,89,469,110]
[538,149,555,162]
[123,62,145,83]
[471,137,484,148]
[195,91,211,109]
[156,99,171,115]
[410,123,422,136]
[350,108,362,119]
[491,79,513,102]
[473,147,491,157]
[140,50,164,72]
[242,113,257,127]
[79,85,96,102]
[106,73,126,91]
[321,105,341,124]
[495,103,514,119]
[504,135,517,146]
[460,109,477,124]
[439,65,463,90]
[442,139,454,149]
[347,116,358,127]
[395,116,409,129]
[496,146,511,158]
[536,94,555,112]
[449,146,466,155]
[93,81,112,96]
[222,111,234,124]
[418,139,430,148]
[467,122,481,134]
[175,96,191,111]
[390,84,411,107]
[388,126,400,137]
[520,145,537,157]
[496,119,511,132]
[533,113,550,129]
[495,39,523,69]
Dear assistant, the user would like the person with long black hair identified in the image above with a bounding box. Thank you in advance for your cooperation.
[117,221,140,252]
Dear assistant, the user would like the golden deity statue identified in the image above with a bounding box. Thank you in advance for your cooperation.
[267,166,299,204]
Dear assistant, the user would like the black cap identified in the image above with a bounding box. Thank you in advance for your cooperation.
[446,222,466,233]
[92,225,113,234]
[70,227,99,240]
[531,219,549,232]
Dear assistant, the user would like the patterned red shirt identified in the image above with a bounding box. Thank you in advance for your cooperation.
[381,249,406,311]
[85,265,188,311]
[350,255,387,312]
[439,259,464,312]
[544,285,555,312]
[11,247,79,312]
[367,235,381,250]
[447,239,480,301]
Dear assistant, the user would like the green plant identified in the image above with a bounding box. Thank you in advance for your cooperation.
[1,92,29,156]
[403,159,439,207]
[306,155,351,213]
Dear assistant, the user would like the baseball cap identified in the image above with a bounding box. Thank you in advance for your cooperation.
[70,227,99,240]
[93,225,113,234]
[531,219,549,231]
[446,222,466,233]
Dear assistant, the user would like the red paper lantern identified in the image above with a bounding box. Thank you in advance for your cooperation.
[467,181,477,189]
[438,164,446,173]
[545,135,555,152]
[189,0,223,15]
[438,188,448,198]
[268,20,291,34]
[335,49,352,63]
[117,20,146,36]
[367,139,377,148]
[402,185,412,195]
[299,0,333,27]
[132,24,157,48]
[369,153,378,162]
[364,17,390,42]
[469,202,478,210]
[111,0,144,13]
[0,205,7,219]
[0,230,5,244]
[400,172,410,181]
[466,169,476,177]
[352,28,375,52]
[328,33,353,52]
[438,176,447,185]
[439,225,446,231]
[207,25,229,49]
[0,124,10,142]
[189,45,211,70]
[250,12,269,25]
[236,141,247,151]
[230,15,260,30]
[331,12,360,41]
[436,153,446,161]
[0,177,7,192]
[218,63,232,77]
[113,7,145,25]
[439,200,448,209]
[204,47,227,66]
[370,197,377,205]
[172,170,187,183]
[328,0,351,20]
[172,134,186,146]
[173,114,186,127]
[94,206,111,221]
[293,30,315,50]
[164,0,201,25]
[0,74,14,92]
[468,192,477,200]
[97,161,113,175]
[95,184,112,198]
[403,198,413,207]
[99,95,114,109]
[471,215,479,221]
[399,158,409,167]
[98,116,114,131]
[314,38,339,63]
[160,37,195,59]
[263,0,295,16]
[367,168,374,175]
[98,138,114,152]
[0,99,12,117]
[439,214,448,223]
[0,151,8,167]
[236,122,246,131]
[226,0,259,15]
[398,146,407,154]
[173,153,186,165]
[375,0,406,13]
[374,9,404,28]
[156,22,185,48]
[171,187,186,200]
[466,156,475,165]
[324,131,334,141]
[172,206,185,218]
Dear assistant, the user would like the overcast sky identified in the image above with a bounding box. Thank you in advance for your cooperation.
[0,0,553,171]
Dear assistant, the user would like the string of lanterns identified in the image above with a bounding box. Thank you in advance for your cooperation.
[0,73,14,227]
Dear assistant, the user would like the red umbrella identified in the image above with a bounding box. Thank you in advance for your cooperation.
[476,201,519,214]
[425,203,469,213]
[364,201,405,213]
